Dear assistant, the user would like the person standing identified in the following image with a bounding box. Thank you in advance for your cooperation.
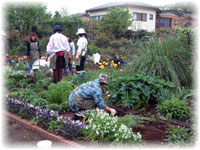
[26,32,41,74]
[75,28,88,75]
[46,25,71,83]
[64,35,76,75]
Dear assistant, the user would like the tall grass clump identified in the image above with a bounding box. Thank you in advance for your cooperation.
[129,36,192,87]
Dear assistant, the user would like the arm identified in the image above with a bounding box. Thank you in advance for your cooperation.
[46,35,54,54]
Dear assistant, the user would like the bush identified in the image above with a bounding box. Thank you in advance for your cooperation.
[47,103,60,111]
[130,36,192,87]
[87,43,102,55]
[107,72,175,109]
[166,126,193,145]
[45,80,73,103]
[83,109,142,144]
[31,98,48,109]
[157,97,190,120]
[59,101,71,112]
[94,35,110,48]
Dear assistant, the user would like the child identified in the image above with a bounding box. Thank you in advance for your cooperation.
[26,32,41,74]
[75,28,88,75]
[46,25,71,83]
[64,35,76,75]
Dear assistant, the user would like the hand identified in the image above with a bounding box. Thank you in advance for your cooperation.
[110,108,117,115]
[75,56,79,61]
[26,56,29,59]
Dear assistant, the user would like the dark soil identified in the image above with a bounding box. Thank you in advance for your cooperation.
[110,104,191,143]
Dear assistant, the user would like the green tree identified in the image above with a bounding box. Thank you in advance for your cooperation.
[98,7,132,39]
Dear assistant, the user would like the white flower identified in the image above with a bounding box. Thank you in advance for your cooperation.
[96,130,99,135]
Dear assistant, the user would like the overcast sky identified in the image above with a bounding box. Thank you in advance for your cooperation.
[45,0,196,15]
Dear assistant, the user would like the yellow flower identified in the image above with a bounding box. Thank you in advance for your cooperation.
[118,62,120,64]
[94,62,97,64]
[99,62,102,65]
[99,65,104,70]
[105,63,108,66]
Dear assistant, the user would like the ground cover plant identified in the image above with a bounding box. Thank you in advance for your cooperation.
[107,72,175,109]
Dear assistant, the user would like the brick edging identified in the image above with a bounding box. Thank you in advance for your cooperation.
[4,111,85,148]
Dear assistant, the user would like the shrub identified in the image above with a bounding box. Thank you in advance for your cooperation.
[45,80,73,103]
[83,109,142,144]
[94,35,110,48]
[87,43,102,55]
[157,97,190,120]
[59,101,71,112]
[130,36,192,87]
[107,72,175,109]
[47,103,60,111]
[166,126,193,145]
[31,98,48,109]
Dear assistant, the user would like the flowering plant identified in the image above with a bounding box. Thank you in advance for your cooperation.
[6,95,86,137]
[83,108,142,144]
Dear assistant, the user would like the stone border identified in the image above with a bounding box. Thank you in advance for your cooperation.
[5,111,85,148]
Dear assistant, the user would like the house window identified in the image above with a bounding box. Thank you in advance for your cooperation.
[91,15,105,20]
[160,17,172,27]
[133,12,147,21]
[149,14,153,20]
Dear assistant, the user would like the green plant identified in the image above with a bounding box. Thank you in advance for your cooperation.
[117,115,154,128]
[83,109,142,144]
[19,88,35,102]
[130,36,192,87]
[87,43,103,55]
[48,120,63,135]
[31,98,48,109]
[59,101,71,112]
[45,80,73,103]
[9,91,20,98]
[107,72,175,109]
[47,103,60,111]
[166,126,193,145]
[157,97,190,120]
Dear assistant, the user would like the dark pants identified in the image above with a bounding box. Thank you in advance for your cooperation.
[53,56,65,84]
[76,56,86,72]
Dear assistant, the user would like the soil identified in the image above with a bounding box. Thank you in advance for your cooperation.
[3,119,60,148]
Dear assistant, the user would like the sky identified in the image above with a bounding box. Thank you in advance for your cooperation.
[44,0,197,15]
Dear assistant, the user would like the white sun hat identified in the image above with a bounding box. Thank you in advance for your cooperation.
[76,28,86,35]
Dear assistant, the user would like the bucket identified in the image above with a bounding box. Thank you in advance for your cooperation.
[37,140,52,149]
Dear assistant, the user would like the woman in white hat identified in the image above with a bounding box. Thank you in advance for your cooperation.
[75,28,88,75]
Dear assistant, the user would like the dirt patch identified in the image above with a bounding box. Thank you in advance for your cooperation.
[132,121,169,144]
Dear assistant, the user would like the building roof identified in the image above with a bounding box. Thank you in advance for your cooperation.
[160,10,182,17]
[86,1,160,13]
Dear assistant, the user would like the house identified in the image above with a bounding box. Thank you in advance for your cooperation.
[156,10,194,29]
[85,1,160,32]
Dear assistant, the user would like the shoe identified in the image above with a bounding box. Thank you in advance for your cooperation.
[76,110,85,117]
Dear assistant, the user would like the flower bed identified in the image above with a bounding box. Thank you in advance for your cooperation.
[6,95,86,138]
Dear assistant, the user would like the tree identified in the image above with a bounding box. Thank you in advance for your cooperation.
[5,3,51,36]
[98,7,132,39]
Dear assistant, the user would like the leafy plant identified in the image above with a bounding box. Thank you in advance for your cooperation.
[83,109,142,144]
[166,126,193,145]
[157,97,191,120]
[117,115,153,128]
[31,98,48,109]
[47,103,60,111]
[59,101,71,112]
[45,80,73,103]
[107,72,175,109]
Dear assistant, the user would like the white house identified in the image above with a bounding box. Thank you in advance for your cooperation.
[85,1,160,32]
